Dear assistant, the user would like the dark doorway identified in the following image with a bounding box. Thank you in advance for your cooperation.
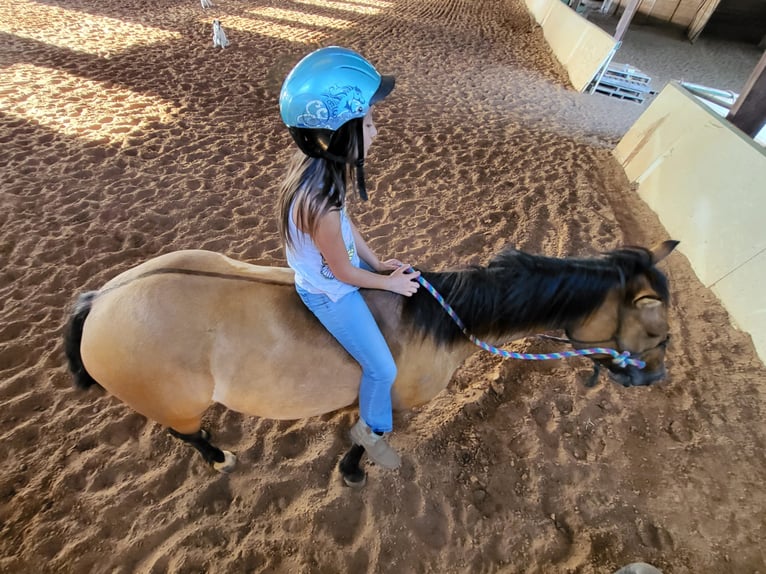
[703,0,766,44]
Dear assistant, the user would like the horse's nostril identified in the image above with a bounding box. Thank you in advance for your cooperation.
[607,370,632,387]
[635,368,666,386]
[607,366,666,387]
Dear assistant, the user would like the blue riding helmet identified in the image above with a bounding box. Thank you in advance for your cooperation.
[280,46,394,132]
[279,47,394,200]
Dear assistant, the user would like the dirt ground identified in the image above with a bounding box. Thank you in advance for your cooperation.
[1,0,765,572]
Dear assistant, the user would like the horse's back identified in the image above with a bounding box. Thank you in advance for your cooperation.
[80,250,364,423]
[101,250,295,290]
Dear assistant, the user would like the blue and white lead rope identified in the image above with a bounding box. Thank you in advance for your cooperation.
[416,275,645,369]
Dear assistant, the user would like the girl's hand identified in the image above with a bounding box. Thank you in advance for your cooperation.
[386,264,421,296]
[378,259,404,272]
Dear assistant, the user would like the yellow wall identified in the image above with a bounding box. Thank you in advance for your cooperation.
[614,82,766,363]
[525,0,618,91]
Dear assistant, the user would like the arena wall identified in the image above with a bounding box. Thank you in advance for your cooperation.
[525,0,618,91]
[614,82,766,363]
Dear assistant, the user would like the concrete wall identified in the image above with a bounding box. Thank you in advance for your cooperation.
[525,0,618,91]
[614,82,766,363]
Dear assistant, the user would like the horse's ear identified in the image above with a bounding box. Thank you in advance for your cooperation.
[650,240,679,264]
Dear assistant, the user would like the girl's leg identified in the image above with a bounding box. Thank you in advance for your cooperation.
[297,287,400,469]
[297,288,397,433]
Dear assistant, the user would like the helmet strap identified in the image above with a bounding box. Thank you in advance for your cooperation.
[289,125,368,201]
[355,120,368,201]
[288,127,348,163]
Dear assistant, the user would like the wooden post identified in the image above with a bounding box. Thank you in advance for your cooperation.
[613,0,642,42]
[727,52,766,138]
[600,0,615,14]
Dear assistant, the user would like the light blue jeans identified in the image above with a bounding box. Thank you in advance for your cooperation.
[296,285,397,433]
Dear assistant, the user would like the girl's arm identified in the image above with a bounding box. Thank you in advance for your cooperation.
[313,211,419,296]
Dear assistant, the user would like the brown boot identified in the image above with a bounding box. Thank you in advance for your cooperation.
[350,418,401,470]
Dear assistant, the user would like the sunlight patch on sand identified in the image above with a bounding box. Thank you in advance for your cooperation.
[204,4,391,44]
[213,15,327,44]
[324,0,393,6]
[248,7,353,30]
[288,0,390,14]
[3,0,180,56]
[0,64,177,143]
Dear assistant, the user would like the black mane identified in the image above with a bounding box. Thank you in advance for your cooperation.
[402,246,669,345]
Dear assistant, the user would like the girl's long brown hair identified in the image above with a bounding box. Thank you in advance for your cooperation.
[278,119,361,250]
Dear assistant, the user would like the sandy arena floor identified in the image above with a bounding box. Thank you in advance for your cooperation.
[1,0,764,572]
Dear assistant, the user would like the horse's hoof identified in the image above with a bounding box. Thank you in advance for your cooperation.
[342,471,367,489]
[213,450,237,473]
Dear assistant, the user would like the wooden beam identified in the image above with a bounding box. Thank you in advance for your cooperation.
[727,52,766,138]
[613,0,642,42]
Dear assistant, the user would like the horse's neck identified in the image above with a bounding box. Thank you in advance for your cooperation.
[410,256,622,346]
[363,285,556,363]
[359,274,603,410]
[363,253,624,359]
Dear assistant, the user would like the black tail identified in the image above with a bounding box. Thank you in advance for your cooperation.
[63,291,102,390]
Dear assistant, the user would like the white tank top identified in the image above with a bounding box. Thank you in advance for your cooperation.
[286,199,361,302]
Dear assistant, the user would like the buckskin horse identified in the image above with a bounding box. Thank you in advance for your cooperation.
[64,241,677,486]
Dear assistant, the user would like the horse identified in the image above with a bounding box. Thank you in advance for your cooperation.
[64,240,678,486]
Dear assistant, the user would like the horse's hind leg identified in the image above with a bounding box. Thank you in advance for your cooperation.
[168,427,237,473]
[338,444,367,488]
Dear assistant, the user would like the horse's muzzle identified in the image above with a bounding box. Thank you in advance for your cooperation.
[608,365,666,387]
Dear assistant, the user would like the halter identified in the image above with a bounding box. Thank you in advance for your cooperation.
[416,274,657,371]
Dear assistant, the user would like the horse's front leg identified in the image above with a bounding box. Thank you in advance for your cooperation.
[168,428,237,473]
[338,444,367,488]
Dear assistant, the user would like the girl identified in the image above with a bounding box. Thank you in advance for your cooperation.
[277,47,421,470]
